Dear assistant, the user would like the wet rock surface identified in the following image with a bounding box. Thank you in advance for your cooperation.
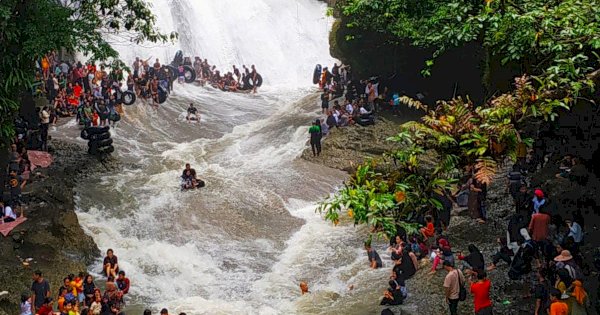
[0,140,113,314]
[301,117,404,173]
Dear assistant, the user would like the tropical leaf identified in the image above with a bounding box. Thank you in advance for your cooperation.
[474,157,498,185]
[400,96,428,111]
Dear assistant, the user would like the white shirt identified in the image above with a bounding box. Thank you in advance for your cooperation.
[333,110,340,123]
[3,206,16,220]
[359,107,369,114]
[345,103,353,114]
[40,110,50,124]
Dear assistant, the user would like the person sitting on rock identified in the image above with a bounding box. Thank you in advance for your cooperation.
[103,249,119,278]
[420,215,435,241]
[487,237,513,271]
[0,201,17,223]
[365,241,383,269]
[116,271,130,299]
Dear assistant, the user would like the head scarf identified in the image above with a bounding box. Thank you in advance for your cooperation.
[571,280,587,305]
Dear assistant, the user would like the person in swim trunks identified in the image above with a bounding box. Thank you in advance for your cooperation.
[233,65,241,83]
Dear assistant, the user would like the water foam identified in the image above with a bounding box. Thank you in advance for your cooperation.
[65,1,384,314]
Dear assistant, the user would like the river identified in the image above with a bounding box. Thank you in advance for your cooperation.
[54,0,390,314]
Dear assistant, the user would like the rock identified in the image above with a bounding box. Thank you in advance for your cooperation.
[11,234,23,243]
[0,140,104,314]
[302,117,401,172]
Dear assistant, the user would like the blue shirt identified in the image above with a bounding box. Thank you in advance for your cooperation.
[568,222,583,243]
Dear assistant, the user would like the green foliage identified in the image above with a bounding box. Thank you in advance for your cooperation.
[340,0,600,105]
[0,0,175,148]
[319,76,551,239]
[326,0,600,242]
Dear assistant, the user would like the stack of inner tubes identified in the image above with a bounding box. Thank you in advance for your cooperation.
[81,126,114,156]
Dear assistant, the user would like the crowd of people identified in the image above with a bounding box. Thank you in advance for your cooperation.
[22,249,186,315]
[0,142,28,224]
[192,58,261,93]
[36,51,128,126]
[364,150,592,314]
[308,63,411,157]
[24,249,130,315]
[128,52,262,103]
[3,52,129,228]
[309,61,593,315]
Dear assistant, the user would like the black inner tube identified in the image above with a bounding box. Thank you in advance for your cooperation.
[313,64,321,84]
[243,73,263,89]
[183,65,196,83]
[122,91,136,106]
[158,86,168,104]
[164,65,178,82]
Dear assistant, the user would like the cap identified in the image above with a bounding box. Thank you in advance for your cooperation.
[534,189,544,198]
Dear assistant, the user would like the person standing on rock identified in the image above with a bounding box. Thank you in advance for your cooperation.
[321,92,329,114]
[308,119,322,157]
[469,270,493,315]
[467,175,487,224]
[31,270,51,314]
[443,261,465,315]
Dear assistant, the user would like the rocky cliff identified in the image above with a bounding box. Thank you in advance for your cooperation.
[0,141,110,314]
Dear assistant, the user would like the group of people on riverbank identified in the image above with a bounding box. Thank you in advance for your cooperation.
[23,249,130,315]
[21,249,184,315]
[0,141,29,224]
[37,51,125,127]
[309,63,408,156]
[367,147,592,314]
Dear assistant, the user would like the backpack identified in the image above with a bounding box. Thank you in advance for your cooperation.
[456,270,467,301]
[456,189,469,207]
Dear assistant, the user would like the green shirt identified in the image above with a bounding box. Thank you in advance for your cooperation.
[308,125,321,134]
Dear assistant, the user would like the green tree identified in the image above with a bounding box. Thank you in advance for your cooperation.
[340,0,600,95]
[318,75,569,239]
[0,0,176,148]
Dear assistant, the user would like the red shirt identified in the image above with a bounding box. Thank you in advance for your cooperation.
[37,305,53,315]
[470,279,492,312]
[423,222,435,237]
[528,213,551,241]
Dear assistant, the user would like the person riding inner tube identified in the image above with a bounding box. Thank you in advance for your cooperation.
[186,103,200,122]
[181,163,205,189]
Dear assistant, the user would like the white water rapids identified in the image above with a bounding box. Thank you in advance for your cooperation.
[55,0,392,314]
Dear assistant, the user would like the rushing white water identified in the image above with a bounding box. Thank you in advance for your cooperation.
[55,1,393,314]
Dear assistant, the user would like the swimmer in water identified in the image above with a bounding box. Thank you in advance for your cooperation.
[300,281,310,295]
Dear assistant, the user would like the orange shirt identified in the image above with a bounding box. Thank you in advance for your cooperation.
[41,57,49,70]
[549,301,568,315]
[57,296,65,312]
[423,222,435,237]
